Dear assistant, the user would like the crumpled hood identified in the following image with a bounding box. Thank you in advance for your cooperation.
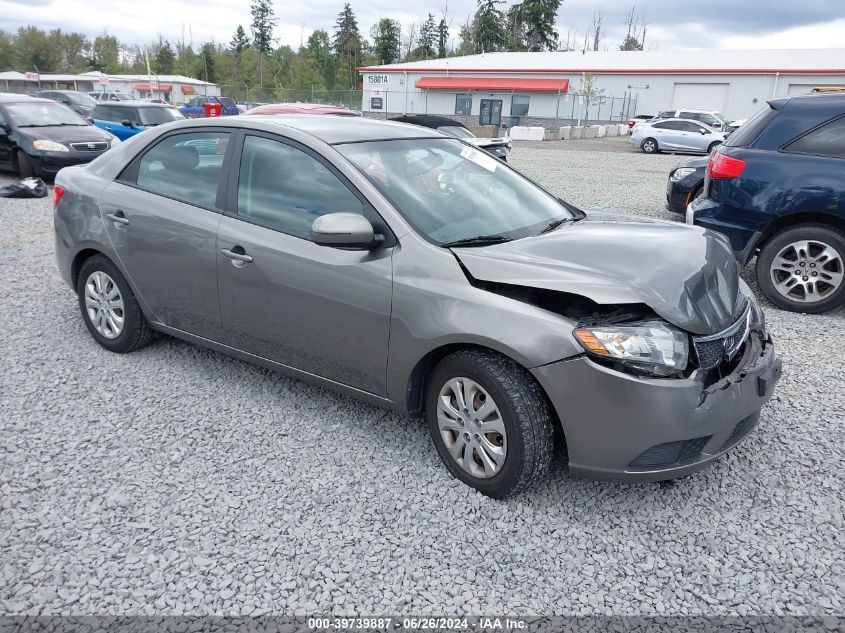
[453,212,741,335]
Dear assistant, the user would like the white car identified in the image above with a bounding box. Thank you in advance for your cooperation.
[630,118,727,154]
[656,108,731,132]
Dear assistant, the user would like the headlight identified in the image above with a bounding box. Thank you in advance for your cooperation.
[574,321,689,376]
[670,167,696,182]
[33,140,68,152]
[109,136,121,148]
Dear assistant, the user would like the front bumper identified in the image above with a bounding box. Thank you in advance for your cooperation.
[531,331,781,481]
[30,150,107,176]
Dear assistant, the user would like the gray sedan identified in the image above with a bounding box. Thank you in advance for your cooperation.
[53,115,781,497]
[631,118,728,154]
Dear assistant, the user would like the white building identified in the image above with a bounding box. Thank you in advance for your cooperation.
[0,71,219,104]
[359,48,845,127]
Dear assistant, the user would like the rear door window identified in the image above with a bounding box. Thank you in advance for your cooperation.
[725,105,778,147]
[128,131,231,209]
[784,116,845,158]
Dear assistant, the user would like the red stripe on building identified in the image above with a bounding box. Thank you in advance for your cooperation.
[362,67,845,75]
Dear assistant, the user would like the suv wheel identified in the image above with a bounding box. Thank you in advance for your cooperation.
[756,224,845,313]
[77,255,155,353]
[425,350,555,498]
[641,138,658,154]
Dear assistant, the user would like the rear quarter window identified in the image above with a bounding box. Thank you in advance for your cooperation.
[783,115,845,158]
[725,105,778,147]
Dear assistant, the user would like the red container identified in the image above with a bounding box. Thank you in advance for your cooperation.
[202,102,223,118]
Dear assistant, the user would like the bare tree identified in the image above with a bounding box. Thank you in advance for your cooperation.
[558,28,578,52]
[589,9,604,51]
[402,21,417,60]
[620,6,647,51]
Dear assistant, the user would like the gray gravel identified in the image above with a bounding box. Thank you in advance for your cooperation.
[0,141,843,618]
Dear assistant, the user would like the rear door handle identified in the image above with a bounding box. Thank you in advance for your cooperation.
[106,211,129,226]
[221,247,253,264]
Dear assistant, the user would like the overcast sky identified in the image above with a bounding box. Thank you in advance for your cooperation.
[1,0,844,53]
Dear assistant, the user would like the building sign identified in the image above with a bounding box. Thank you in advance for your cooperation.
[367,74,390,87]
[24,72,39,81]
[370,96,384,110]
[149,80,159,91]
[98,75,110,85]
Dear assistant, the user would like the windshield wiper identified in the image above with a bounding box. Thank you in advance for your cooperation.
[441,235,513,248]
[20,123,86,127]
[539,217,575,234]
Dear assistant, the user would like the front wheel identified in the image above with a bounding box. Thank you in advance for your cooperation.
[756,224,845,313]
[641,138,658,154]
[16,151,35,178]
[425,350,555,498]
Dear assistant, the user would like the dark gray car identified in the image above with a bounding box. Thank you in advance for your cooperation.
[53,115,782,497]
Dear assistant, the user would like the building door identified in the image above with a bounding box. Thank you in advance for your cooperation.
[671,83,729,113]
[480,99,502,126]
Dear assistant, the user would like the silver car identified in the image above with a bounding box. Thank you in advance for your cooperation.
[631,118,728,154]
[54,116,781,497]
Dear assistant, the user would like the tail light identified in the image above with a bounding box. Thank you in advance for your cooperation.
[52,184,65,209]
[707,151,746,179]
[628,119,635,129]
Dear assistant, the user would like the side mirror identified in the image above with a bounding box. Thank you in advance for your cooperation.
[311,213,380,249]
[700,129,707,135]
[121,119,133,128]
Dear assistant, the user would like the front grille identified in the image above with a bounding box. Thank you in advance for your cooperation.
[692,302,752,370]
[628,435,712,470]
[70,141,108,152]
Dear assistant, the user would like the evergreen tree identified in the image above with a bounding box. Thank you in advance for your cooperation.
[305,29,336,88]
[199,42,216,83]
[417,14,436,59]
[473,0,506,53]
[507,0,560,51]
[250,0,277,89]
[370,19,401,65]
[437,18,449,58]
[332,3,362,89]
[229,25,249,87]
[153,39,175,74]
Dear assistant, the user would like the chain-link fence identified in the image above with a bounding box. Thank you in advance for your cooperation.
[218,85,363,109]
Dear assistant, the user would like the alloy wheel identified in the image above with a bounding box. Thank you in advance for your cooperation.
[436,377,507,479]
[84,271,125,339]
[642,140,656,153]
[769,239,844,303]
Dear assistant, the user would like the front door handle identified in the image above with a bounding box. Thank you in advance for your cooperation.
[221,247,254,265]
[106,211,129,226]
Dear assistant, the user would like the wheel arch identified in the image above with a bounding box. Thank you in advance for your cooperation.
[752,212,845,256]
[71,248,108,290]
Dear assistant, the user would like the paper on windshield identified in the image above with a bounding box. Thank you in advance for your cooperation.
[460,146,498,173]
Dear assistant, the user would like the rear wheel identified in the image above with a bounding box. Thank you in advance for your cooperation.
[641,138,658,154]
[756,224,845,313]
[425,349,555,498]
[708,141,722,153]
[76,255,155,353]
[16,151,35,178]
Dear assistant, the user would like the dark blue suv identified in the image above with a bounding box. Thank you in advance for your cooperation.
[689,93,845,313]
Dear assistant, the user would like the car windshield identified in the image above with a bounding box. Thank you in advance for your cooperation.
[437,125,475,139]
[337,137,573,245]
[138,107,185,126]
[6,102,89,127]
[67,92,97,107]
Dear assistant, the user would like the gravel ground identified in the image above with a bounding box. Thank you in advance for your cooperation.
[0,141,843,618]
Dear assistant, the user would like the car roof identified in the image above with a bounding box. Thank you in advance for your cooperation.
[94,100,174,108]
[246,102,354,115]
[0,95,56,104]
[172,114,444,144]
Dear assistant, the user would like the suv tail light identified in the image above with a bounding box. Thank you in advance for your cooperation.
[708,151,746,179]
[52,184,65,209]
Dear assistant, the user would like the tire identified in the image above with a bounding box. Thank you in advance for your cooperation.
[755,224,845,313]
[708,141,722,153]
[425,349,555,498]
[16,151,35,178]
[641,138,658,154]
[76,255,155,353]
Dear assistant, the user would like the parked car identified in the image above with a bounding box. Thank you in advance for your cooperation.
[35,90,97,117]
[53,115,781,497]
[628,114,654,129]
[688,93,845,313]
[0,94,118,178]
[89,92,133,102]
[90,101,185,140]
[244,102,359,116]
[666,157,707,214]
[657,108,731,132]
[178,96,239,117]
[631,119,727,154]
[390,114,511,161]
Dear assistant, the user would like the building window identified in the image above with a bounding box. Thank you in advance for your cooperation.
[511,95,530,116]
[455,94,472,115]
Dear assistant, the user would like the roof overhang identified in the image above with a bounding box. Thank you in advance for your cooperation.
[415,76,569,92]
[133,83,173,92]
